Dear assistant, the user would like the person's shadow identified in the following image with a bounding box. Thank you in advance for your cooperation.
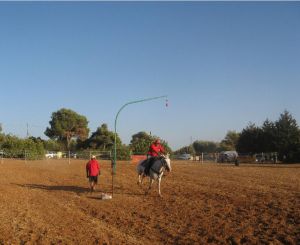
[14,183,149,197]
[14,183,89,194]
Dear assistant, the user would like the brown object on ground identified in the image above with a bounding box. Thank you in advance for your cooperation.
[0,160,299,244]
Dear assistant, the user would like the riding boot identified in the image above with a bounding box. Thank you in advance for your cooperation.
[144,161,150,176]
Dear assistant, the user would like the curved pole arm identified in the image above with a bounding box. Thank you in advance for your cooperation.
[113,95,167,174]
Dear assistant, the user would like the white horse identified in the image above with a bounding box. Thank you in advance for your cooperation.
[136,155,171,197]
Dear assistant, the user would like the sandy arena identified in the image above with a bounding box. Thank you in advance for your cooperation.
[0,159,299,244]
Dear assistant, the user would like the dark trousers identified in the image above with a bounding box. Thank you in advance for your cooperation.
[144,156,157,175]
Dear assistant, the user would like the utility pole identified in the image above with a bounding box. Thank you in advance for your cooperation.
[26,123,29,138]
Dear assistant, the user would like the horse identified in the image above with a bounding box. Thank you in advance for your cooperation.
[136,154,171,197]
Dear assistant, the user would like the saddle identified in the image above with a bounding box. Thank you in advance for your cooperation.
[139,159,146,166]
[143,157,161,176]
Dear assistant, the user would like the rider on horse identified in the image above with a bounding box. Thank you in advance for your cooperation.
[144,139,165,176]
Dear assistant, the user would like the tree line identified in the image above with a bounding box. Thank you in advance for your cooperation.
[174,110,300,163]
[1,109,300,162]
[0,108,171,160]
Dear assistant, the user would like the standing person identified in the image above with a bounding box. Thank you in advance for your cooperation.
[86,155,100,192]
[144,139,165,175]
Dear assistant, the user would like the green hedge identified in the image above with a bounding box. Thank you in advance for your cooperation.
[0,135,45,160]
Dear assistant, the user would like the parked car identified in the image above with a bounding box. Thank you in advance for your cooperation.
[255,153,277,163]
[45,152,57,158]
[70,153,77,158]
[255,154,265,163]
[177,153,191,160]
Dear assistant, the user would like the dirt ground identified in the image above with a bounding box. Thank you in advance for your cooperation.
[0,159,299,245]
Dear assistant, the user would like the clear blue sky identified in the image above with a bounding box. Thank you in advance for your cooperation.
[0,2,299,150]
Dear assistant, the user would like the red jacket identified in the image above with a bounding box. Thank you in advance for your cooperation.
[148,143,165,157]
[86,159,100,177]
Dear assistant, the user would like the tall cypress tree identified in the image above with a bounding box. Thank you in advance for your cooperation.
[275,110,300,162]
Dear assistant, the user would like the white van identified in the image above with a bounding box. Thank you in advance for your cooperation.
[218,151,238,163]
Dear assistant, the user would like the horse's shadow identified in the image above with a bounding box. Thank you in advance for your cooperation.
[14,183,89,194]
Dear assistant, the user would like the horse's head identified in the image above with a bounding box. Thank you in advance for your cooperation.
[161,154,171,172]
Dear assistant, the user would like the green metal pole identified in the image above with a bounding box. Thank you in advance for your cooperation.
[112,95,167,195]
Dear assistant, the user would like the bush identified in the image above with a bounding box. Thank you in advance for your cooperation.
[115,145,131,161]
[24,139,45,160]
[0,135,45,160]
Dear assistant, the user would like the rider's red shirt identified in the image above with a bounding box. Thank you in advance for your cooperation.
[86,159,100,176]
[148,143,165,157]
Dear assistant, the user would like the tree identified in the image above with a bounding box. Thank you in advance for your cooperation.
[129,131,172,155]
[1,135,45,160]
[116,144,131,160]
[236,111,300,162]
[236,123,263,153]
[43,139,62,151]
[219,130,240,151]
[0,125,4,145]
[130,132,153,154]
[261,119,277,152]
[86,124,120,150]
[160,139,173,155]
[173,145,195,155]
[44,108,89,150]
[275,110,300,162]
[193,140,218,154]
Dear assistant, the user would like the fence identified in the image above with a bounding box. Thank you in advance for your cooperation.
[177,152,279,164]
[0,149,36,164]
[0,149,279,165]
[0,149,112,164]
[45,150,112,163]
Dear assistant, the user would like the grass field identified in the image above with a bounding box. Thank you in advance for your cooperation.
[0,159,299,244]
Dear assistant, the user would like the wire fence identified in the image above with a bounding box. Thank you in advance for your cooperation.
[0,149,112,164]
[175,152,279,164]
[0,149,279,165]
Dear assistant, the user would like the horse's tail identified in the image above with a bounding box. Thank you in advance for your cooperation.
[136,160,145,175]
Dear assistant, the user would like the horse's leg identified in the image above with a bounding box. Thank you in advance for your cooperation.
[141,174,145,184]
[137,173,146,188]
[158,177,162,197]
[145,178,153,195]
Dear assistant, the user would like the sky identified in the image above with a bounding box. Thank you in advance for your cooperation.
[0,2,299,150]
